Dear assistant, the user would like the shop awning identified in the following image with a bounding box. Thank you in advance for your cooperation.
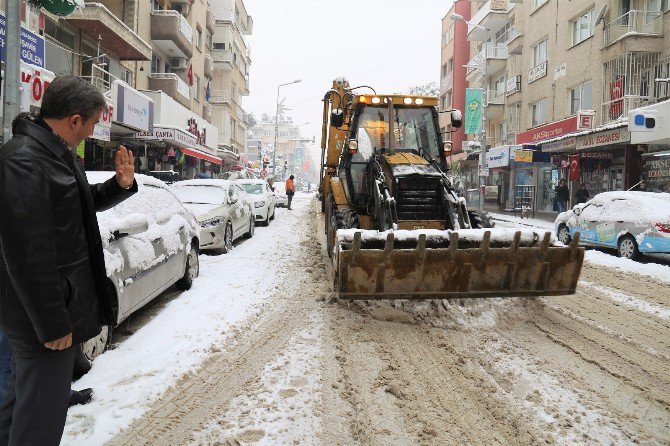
[182,148,222,165]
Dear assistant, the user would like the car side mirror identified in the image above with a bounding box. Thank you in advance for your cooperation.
[113,219,149,240]
[573,207,581,215]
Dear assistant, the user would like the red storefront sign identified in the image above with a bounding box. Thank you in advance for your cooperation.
[569,155,580,181]
[516,116,577,144]
[610,77,624,117]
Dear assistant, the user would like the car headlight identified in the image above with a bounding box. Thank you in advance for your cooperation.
[200,217,222,227]
[254,201,266,208]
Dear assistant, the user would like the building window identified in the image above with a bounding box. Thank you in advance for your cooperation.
[195,27,202,50]
[206,32,213,49]
[151,54,161,73]
[446,91,452,108]
[532,38,548,67]
[494,75,507,98]
[193,75,200,100]
[494,17,515,44]
[440,94,446,110]
[448,57,454,73]
[152,0,162,11]
[263,130,271,137]
[442,63,448,78]
[571,9,594,46]
[531,99,548,127]
[570,81,592,114]
[534,0,548,9]
[213,42,225,50]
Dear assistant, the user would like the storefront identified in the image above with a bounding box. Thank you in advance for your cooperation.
[629,99,670,192]
[575,126,630,196]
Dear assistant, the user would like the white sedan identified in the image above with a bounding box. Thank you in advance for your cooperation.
[273,182,289,207]
[81,172,200,375]
[236,179,276,225]
[172,180,255,253]
[554,191,670,260]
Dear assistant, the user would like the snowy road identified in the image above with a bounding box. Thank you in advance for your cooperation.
[63,196,670,445]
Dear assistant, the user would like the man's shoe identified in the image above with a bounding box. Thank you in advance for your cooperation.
[69,388,93,407]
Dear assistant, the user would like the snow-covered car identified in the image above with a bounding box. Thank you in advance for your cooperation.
[554,191,670,260]
[273,182,289,207]
[171,179,255,253]
[235,179,276,225]
[81,172,200,375]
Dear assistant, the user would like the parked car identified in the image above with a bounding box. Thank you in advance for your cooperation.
[80,172,200,375]
[273,182,289,208]
[236,179,276,225]
[554,191,670,260]
[146,170,181,184]
[171,179,255,253]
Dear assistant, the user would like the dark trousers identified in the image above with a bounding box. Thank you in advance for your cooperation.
[287,192,294,209]
[0,347,75,446]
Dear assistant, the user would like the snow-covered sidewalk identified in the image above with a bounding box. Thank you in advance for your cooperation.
[62,194,314,445]
[489,212,670,285]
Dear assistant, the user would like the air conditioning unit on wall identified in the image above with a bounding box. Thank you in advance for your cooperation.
[170,58,188,70]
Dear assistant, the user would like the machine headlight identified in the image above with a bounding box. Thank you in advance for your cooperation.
[200,217,222,227]
[254,201,266,208]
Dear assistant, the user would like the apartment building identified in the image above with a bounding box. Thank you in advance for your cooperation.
[455,0,670,214]
[1,0,253,179]
[210,0,253,160]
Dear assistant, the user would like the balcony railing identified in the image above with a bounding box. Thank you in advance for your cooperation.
[152,10,193,43]
[211,49,234,65]
[603,10,663,47]
[506,26,520,44]
[149,73,190,99]
[601,95,652,124]
[441,72,453,92]
[210,90,231,104]
[81,63,123,95]
[466,43,508,74]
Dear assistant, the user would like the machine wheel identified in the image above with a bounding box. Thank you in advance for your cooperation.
[176,245,199,290]
[327,195,360,258]
[557,225,572,245]
[468,209,494,229]
[244,216,255,238]
[222,222,233,253]
[74,325,112,377]
[618,234,640,260]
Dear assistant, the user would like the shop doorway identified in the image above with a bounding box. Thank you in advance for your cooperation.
[609,166,624,191]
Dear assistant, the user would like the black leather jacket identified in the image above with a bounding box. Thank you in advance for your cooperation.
[0,116,137,356]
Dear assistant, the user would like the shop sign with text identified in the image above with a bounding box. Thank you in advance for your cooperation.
[112,81,153,132]
[487,146,510,168]
[0,13,45,68]
[516,116,577,144]
[92,102,114,142]
[646,157,670,180]
[514,148,534,163]
[577,127,630,150]
[542,137,576,153]
[528,61,547,84]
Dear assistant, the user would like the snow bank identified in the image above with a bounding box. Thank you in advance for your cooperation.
[584,250,670,284]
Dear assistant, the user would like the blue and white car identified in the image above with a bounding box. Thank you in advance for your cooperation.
[554,191,670,260]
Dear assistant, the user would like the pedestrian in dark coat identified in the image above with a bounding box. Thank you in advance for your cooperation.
[555,179,570,212]
[0,75,137,445]
[575,183,590,204]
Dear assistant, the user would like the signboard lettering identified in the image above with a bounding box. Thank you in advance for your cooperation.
[553,62,566,81]
[646,158,670,179]
[528,61,547,84]
[0,14,46,68]
[514,148,533,163]
[576,127,630,150]
[516,116,577,144]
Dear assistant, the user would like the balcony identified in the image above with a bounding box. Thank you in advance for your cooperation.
[241,74,250,96]
[148,73,191,108]
[204,54,214,79]
[486,90,505,120]
[215,8,253,35]
[151,10,193,59]
[506,26,523,55]
[206,8,216,33]
[466,43,508,81]
[61,2,151,60]
[440,72,453,93]
[203,103,212,124]
[468,0,514,41]
[210,90,232,106]
[211,49,233,71]
[602,10,664,59]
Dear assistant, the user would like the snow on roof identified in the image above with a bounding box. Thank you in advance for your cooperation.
[589,191,670,223]
[538,121,627,146]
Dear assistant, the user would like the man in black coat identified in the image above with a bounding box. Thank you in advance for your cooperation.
[0,75,137,445]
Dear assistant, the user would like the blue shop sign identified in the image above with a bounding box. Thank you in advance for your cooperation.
[0,14,45,68]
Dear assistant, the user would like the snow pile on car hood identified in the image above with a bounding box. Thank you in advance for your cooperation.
[592,192,670,224]
[86,172,196,276]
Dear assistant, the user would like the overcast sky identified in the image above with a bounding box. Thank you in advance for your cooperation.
[243,0,453,159]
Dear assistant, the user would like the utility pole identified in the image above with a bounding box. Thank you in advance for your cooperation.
[2,0,21,143]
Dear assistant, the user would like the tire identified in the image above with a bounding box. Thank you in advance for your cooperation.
[618,234,640,260]
[222,223,233,254]
[263,212,270,226]
[74,325,111,377]
[328,205,360,258]
[468,209,494,229]
[557,225,572,245]
[269,206,275,220]
[176,245,199,290]
[244,216,255,238]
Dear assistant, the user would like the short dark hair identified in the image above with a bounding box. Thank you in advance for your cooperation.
[39,75,105,121]
[289,175,294,179]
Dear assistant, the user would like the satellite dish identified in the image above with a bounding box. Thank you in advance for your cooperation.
[595,5,608,25]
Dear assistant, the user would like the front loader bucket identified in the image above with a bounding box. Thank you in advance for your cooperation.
[333,229,584,300]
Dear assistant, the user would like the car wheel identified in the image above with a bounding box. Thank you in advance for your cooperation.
[263,211,270,226]
[618,234,640,260]
[270,206,275,220]
[244,216,255,238]
[176,245,199,290]
[558,225,571,245]
[74,325,111,377]
[222,222,233,253]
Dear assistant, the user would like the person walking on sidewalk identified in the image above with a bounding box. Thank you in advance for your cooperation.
[575,183,590,204]
[0,75,137,446]
[286,175,295,210]
[555,179,570,212]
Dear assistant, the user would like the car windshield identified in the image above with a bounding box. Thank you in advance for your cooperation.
[172,185,225,205]
[240,184,264,195]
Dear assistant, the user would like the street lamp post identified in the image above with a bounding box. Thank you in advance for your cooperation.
[273,79,301,179]
[451,13,491,211]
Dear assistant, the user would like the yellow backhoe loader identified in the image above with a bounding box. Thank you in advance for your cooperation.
[319,77,584,300]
